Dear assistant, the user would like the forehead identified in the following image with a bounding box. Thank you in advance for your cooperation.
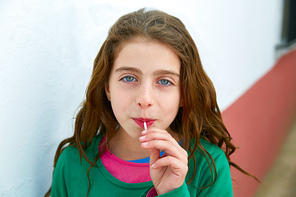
[112,36,180,73]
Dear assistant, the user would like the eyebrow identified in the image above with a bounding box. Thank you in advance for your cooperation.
[115,67,141,74]
[153,69,180,77]
[115,66,180,77]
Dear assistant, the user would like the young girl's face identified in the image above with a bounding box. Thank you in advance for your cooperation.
[105,37,181,140]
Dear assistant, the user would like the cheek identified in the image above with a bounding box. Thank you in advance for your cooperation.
[110,100,125,125]
[110,90,132,116]
[168,103,181,119]
[159,93,181,118]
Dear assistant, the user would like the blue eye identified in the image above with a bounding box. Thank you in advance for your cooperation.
[122,76,136,82]
[158,79,172,86]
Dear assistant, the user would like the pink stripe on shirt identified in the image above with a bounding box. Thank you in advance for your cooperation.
[100,147,151,183]
[100,138,158,196]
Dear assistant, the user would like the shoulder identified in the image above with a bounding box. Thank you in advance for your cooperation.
[51,134,104,196]
[56,145,80,168]
[188,138,229,172]
[187,138,233,196]
[188,138,227,162]
[187,138,229,182]
[56,134,103,167]
[52,134,103,187]
[199,138,226,160]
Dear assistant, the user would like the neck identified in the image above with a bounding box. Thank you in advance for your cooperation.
[108,129,150,161]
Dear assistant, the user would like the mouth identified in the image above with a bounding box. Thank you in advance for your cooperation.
[133,118,155,129]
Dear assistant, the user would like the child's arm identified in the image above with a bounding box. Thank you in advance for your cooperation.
[140,127,188,195]
[139,128,233,197]
[195,147,233,196]
[51,150,69,197]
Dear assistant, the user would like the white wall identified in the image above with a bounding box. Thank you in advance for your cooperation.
[0,0,282,196]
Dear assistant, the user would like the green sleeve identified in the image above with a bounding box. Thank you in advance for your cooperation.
[51,150,68,197]
[141,143,233,197]
[157,182,190,197]
[140,182,190,197]
[196,149,233,197]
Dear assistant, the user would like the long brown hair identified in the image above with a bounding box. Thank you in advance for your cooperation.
[45,8,257,196]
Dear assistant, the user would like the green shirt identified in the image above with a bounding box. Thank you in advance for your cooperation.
[51,134,233,196]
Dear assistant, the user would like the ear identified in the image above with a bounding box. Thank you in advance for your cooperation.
[179,98,184,107]
[105,83,111,101]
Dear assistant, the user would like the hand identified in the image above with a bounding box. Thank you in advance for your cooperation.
[139,127,188,195]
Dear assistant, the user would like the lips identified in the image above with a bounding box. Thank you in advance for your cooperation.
[133,118,155,129]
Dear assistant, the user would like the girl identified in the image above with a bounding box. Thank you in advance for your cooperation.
[46,8,254,197]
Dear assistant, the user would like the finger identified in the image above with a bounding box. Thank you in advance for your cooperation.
[141,127,168,136]
[141,140,187,161]
[141,130,172,141]
[142,140,187,161]
[139,131,174,144]
[140,128,187,156]
[151,155,188,173]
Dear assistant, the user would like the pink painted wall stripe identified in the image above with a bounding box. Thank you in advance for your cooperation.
[222,49,296,197]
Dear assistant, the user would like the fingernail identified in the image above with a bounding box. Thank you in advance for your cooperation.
[139,136,145,141]
[142,130,147,135]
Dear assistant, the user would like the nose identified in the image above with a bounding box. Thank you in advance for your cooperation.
[136,84,154,109]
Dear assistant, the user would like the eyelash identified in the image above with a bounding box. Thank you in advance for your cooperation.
[121,76,137,82]
[157,79,172,86]
[120,76,173,86]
